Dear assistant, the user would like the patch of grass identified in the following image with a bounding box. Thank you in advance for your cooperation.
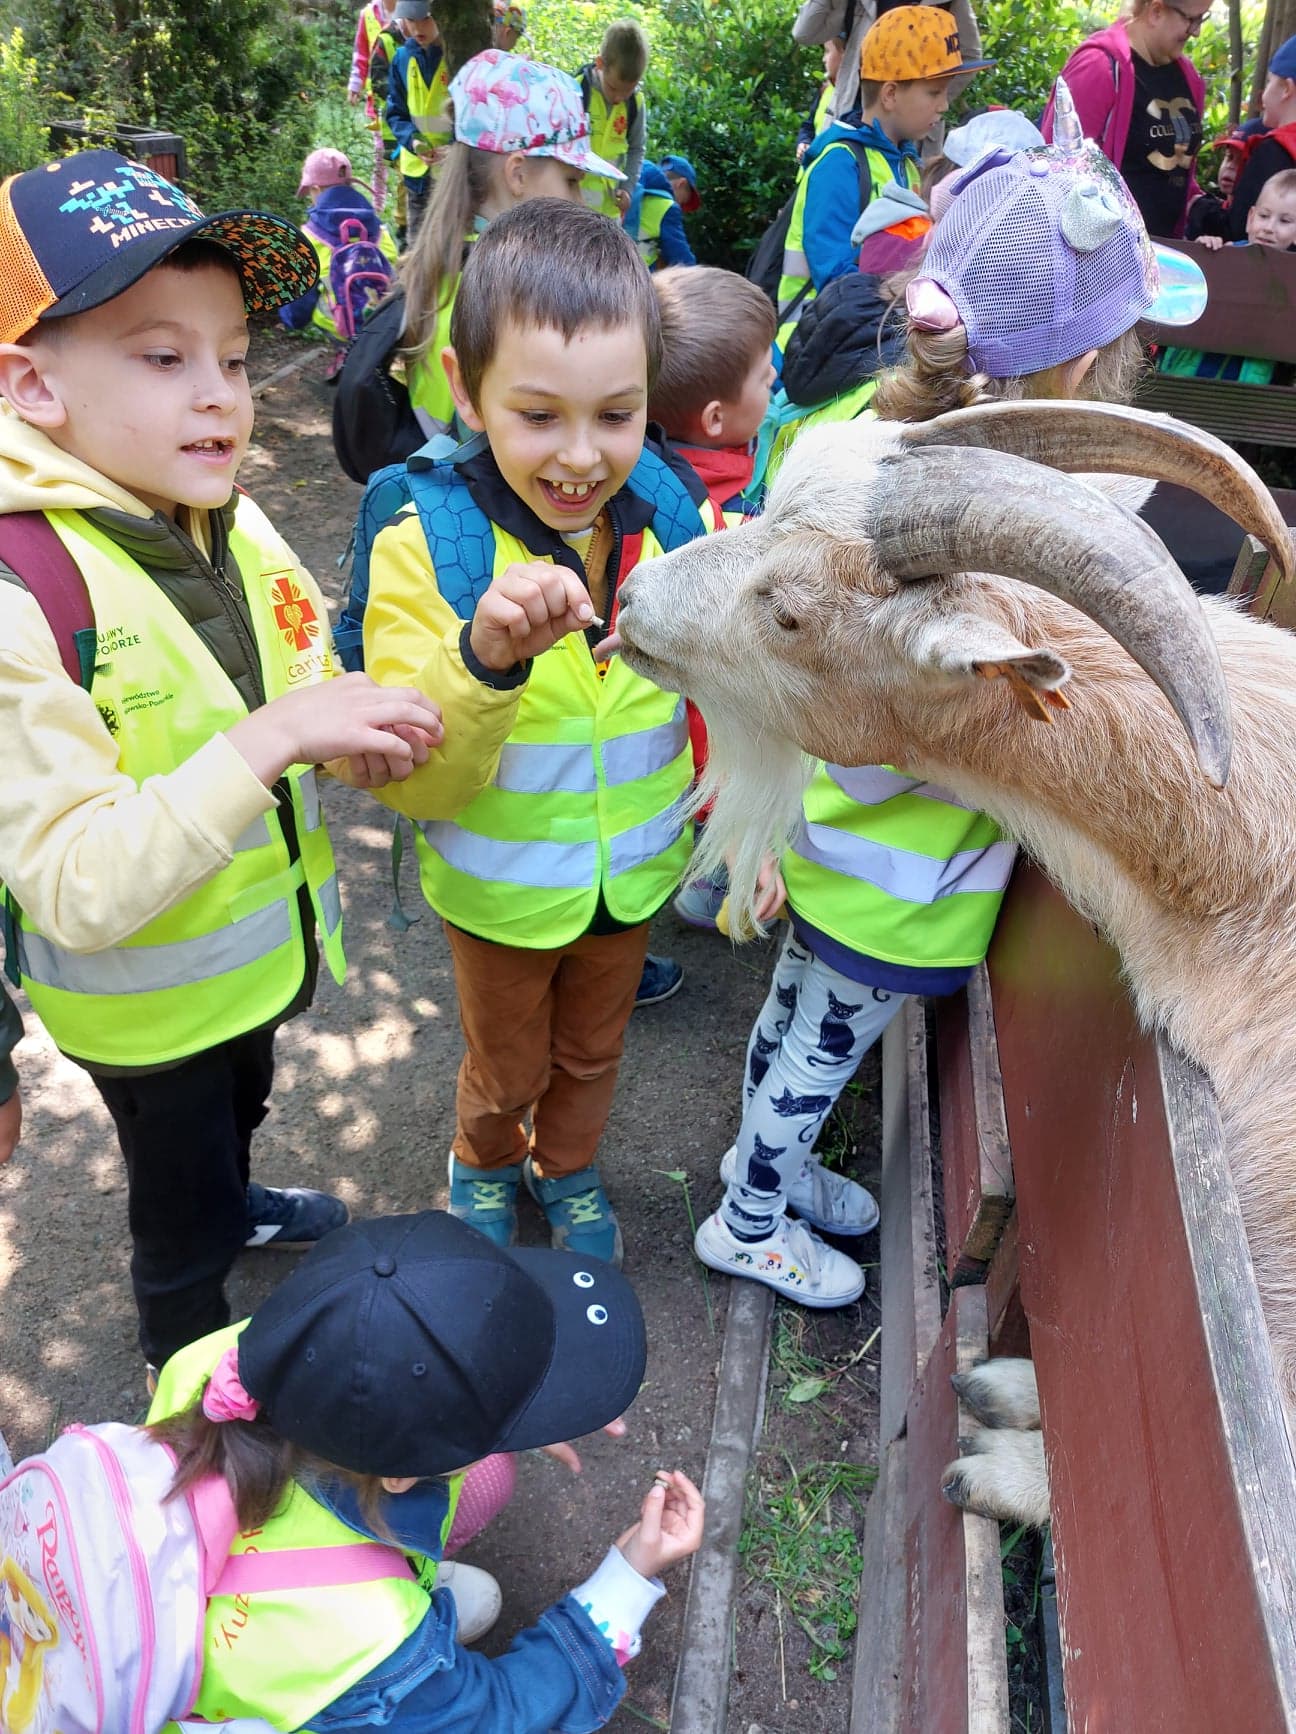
[812,1074,869,1171]
[1001,1521,1047,1732]
[769,1301,878,1413]
[738,1452,877,1683]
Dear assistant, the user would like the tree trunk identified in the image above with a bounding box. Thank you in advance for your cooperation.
[1228,0,1244,124]
[1253,0,1296,109]
[435,0,491,78]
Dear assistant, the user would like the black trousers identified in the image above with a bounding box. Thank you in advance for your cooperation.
[95,1027,276,1368]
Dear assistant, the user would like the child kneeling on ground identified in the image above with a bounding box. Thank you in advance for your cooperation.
[0,1210,703,1732]
[363,199,721,1263]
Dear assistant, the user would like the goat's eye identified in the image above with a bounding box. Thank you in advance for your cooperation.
[772,600,800,631]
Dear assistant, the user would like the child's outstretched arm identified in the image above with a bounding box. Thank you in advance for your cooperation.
[364,518,599,821]
[316,1472,705,1734]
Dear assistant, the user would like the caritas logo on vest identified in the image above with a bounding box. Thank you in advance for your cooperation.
[269,575,332,685]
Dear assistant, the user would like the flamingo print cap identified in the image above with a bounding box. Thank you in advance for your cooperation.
[449,50,624,180]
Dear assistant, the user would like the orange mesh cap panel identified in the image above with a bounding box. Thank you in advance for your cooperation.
[0,175,56,344]
[860,6,975,82]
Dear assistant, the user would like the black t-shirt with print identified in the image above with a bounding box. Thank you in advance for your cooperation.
[1120,51,1201,235]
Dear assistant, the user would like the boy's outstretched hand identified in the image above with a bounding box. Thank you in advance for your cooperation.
[228,673,444,789]
[616,1470,705,1580]
[470,562,599,672]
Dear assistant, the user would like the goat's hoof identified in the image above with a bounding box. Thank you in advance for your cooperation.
[951,1357,1041,1431]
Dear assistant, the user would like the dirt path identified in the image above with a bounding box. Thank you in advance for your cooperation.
[0,325,879,1731]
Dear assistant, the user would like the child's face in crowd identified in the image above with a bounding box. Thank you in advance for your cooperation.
[11,262,252,520]
[1262,71,1296,128]
[1247,183,1296,248]
[596,58,640,107]
[451,318,648,531]
[1218,149,1240,199]
[824,37,844,82]
[884,78,952,142]
[406,14,439,48]
[719,347,776,447]
[515,154,586,201]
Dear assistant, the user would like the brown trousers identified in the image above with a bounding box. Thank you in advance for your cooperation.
[444,920,650,1178]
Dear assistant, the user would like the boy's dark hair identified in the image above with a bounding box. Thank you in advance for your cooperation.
[450,198,661,406]
[649,266,775,434]
[601,18,649,80]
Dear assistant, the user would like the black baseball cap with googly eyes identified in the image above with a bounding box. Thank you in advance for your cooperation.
[237,1210,647,1478]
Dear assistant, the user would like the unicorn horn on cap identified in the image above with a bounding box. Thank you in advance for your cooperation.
[1051,76,1085,155]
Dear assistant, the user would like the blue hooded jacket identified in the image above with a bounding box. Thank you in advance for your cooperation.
[279,183,391,330]
[626,162,696,269]
[303,1475,627,1732]
[800,117,921,289]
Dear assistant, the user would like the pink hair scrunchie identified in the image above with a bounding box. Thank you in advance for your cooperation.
[202,1346,261,1424]
[906,277,962,333]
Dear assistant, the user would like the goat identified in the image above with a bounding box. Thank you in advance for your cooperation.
[604,400,1296,1524]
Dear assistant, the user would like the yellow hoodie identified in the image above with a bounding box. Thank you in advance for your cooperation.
[0,408,502,955]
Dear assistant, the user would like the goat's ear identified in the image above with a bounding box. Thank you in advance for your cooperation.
[917,613,1070,693]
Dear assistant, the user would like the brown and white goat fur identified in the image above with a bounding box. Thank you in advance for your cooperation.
[612,409,1296,1523]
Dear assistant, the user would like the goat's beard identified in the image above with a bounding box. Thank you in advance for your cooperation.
[687,702,813,938]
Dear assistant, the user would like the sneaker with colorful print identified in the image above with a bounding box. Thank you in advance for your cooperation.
[693,1210,865,1307]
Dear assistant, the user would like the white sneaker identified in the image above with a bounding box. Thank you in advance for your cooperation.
[437,1560,503,1644]
[694,1210,866,1308]
[719,1145,879,1237]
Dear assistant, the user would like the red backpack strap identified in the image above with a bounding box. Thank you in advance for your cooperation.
[0,511,94,685]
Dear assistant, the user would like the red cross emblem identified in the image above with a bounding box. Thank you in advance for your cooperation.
[271,576,320,651]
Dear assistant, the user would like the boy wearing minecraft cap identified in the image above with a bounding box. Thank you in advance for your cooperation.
[775,5,992,350]
[0,149,470,1379]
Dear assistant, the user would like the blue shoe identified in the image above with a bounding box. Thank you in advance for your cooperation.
[673,869,728,930]
[245,1182,349,1250]
[447,1150,522,1247]
[635,953,684,1008]
[523,1159,624,1266]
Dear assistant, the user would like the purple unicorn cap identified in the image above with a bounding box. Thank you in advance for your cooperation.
[908,77,1206,376]
[448,50,624,180]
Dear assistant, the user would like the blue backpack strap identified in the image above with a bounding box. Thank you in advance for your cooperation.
[404,431,497,619]
[627,446,709,552]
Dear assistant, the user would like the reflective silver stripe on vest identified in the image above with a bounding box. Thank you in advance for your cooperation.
[781,247,809,278]
[492,707,687,795]
[318,872,342,936]
[300,769,322,832]
[826,764,981,814]
[419,821,598,889]
[232,816,271,853]
[608,804,687,878]
[602,704,688,786]
[791,818,1017,904]
[494,741,597,794]
[18,902,295,996]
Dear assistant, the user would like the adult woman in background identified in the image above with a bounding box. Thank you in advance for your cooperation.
[1041,0,1208,237]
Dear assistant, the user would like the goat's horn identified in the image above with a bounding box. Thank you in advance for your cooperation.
[901,399,1293,584]
[868,444,1233,786]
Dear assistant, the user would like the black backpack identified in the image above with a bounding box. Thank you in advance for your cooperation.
[331,290,425,484]
[745,139,872,321]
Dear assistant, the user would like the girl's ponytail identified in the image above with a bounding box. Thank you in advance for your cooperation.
[399,144,497,364]
[873,318,992,422]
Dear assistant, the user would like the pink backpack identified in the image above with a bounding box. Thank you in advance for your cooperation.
[0,1423,414,1734]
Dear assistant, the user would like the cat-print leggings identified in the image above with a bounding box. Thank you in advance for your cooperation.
[724,926,905,1230]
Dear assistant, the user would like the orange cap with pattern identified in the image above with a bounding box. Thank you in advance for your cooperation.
[860,6,994,83]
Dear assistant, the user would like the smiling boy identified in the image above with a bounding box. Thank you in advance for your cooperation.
[0,150,442,1376]
[363,197,718,1264]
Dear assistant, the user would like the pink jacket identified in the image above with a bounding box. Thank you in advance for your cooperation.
[348,0,389,96]
[1041,21,1205,236]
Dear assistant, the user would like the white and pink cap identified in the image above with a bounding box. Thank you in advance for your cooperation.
[448,50,624,180]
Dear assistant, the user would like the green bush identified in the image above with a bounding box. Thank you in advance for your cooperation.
[529,0,820,271]
[0,26,49,176]
[20,0,323,217]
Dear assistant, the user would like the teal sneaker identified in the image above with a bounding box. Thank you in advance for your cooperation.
[523,1159,624,1266]
[446,1150,523,1247]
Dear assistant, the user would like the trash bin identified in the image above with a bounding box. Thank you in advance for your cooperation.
[45,121,188,185]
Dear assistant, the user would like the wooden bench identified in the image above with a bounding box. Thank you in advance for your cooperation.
[1137,236,1296,445]
[850,531,1296,1731]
